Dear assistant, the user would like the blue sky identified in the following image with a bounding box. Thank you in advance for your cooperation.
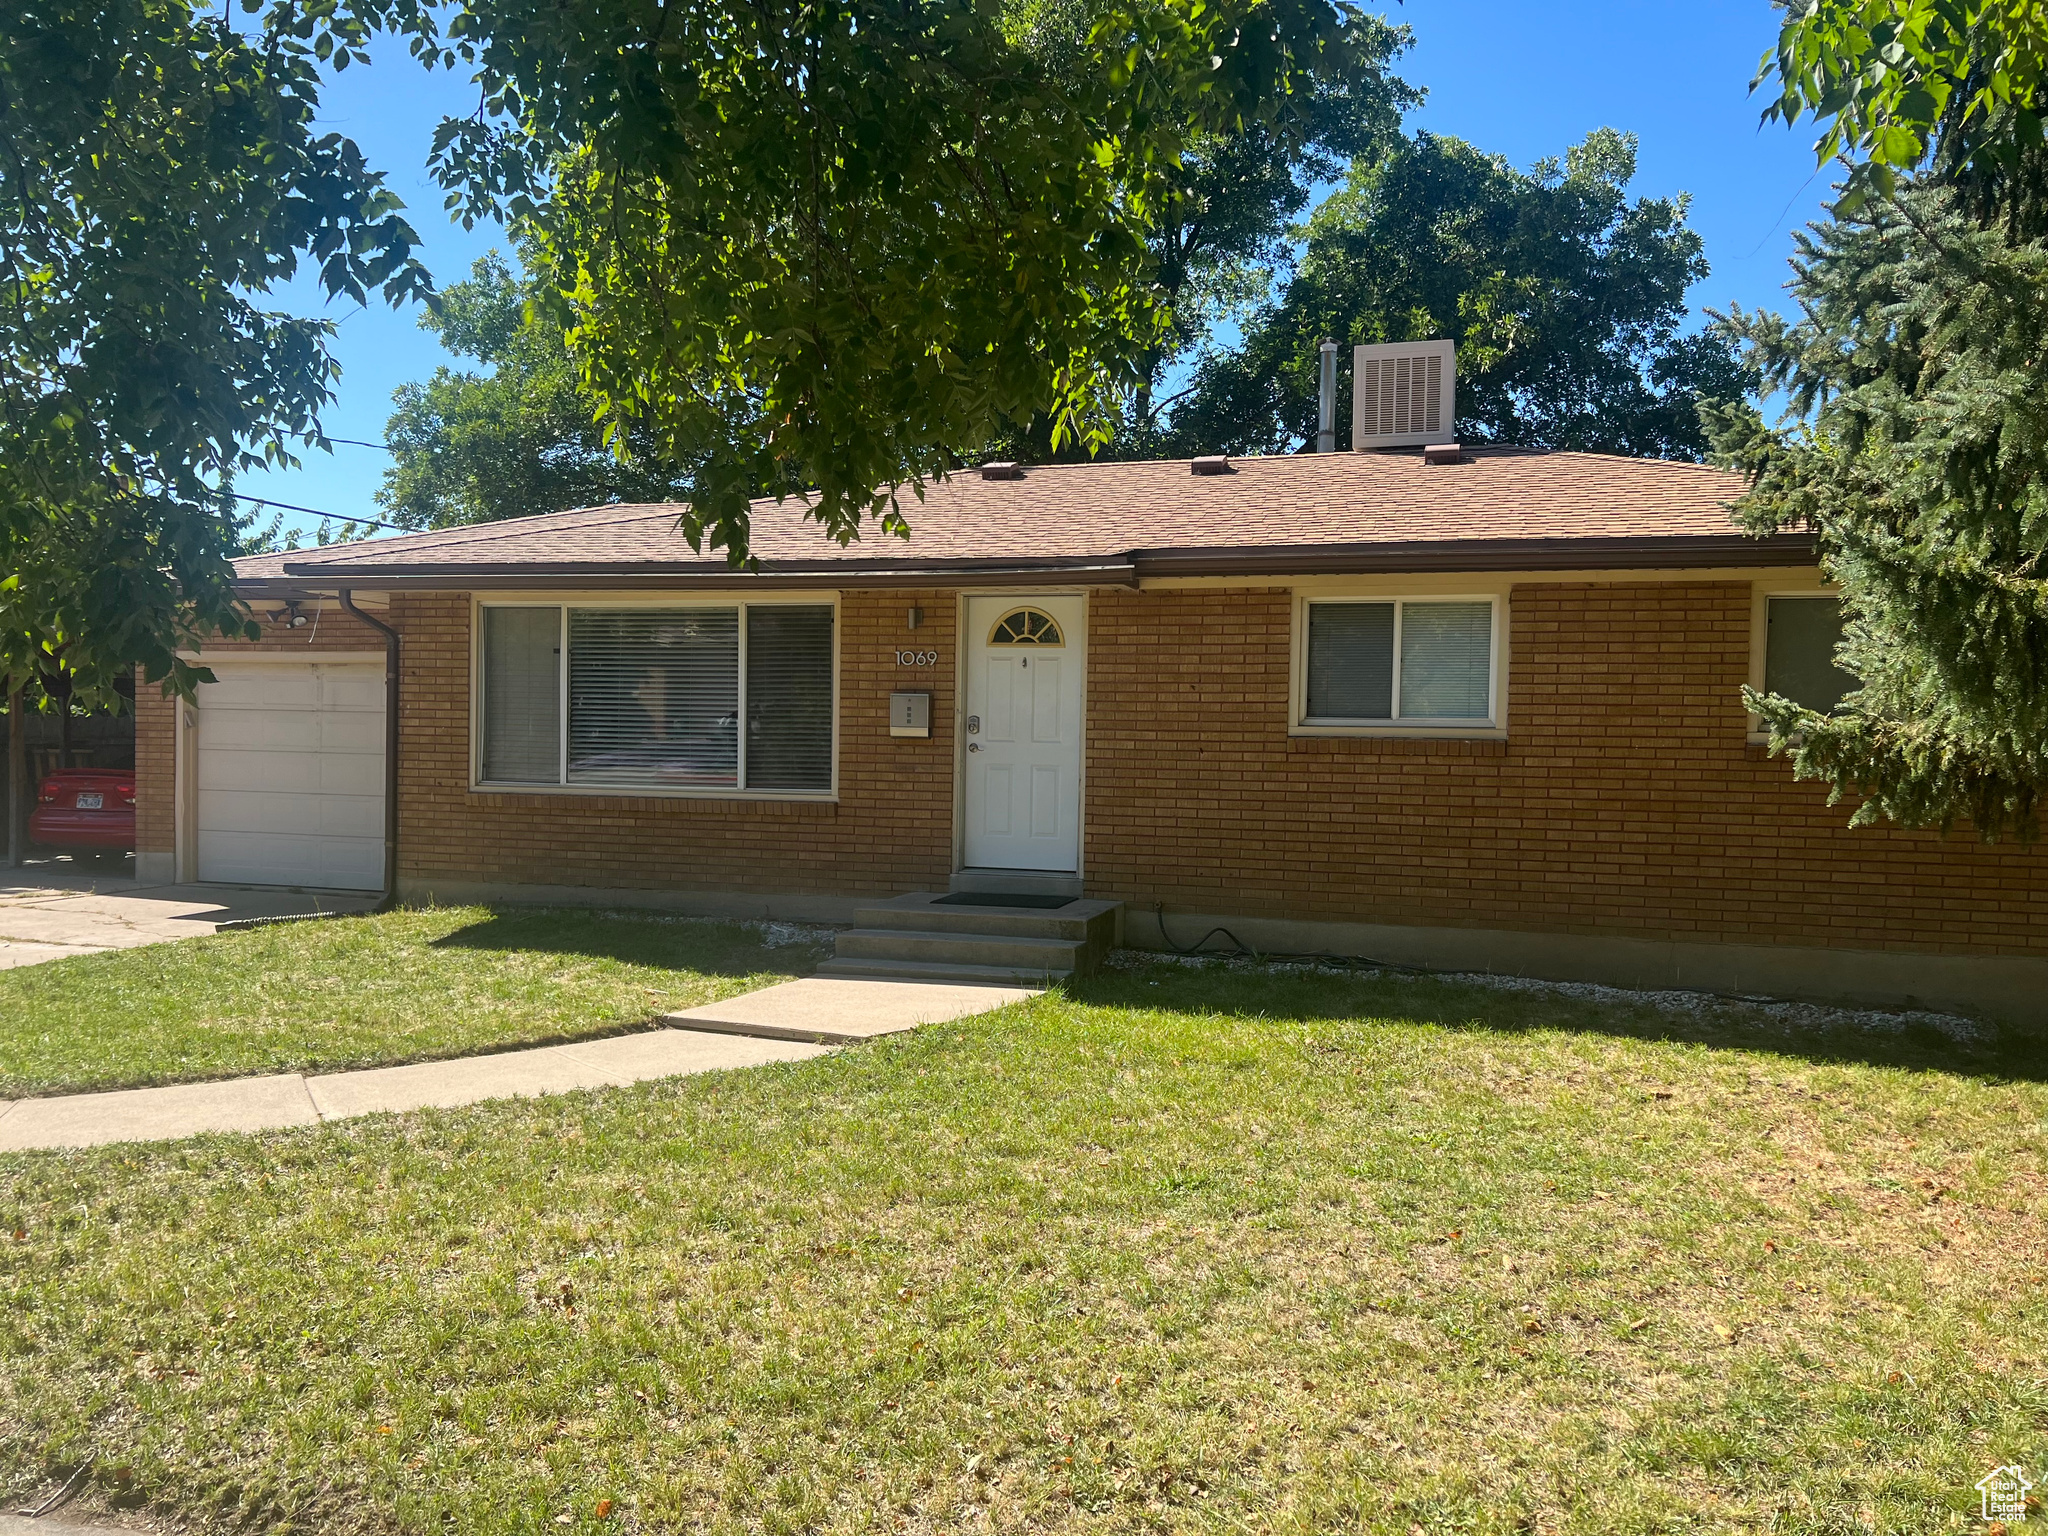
[237,0,1833,539]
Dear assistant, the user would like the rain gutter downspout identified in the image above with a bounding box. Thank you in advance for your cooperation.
[338,590,399,912]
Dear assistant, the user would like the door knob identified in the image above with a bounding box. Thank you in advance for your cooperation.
[968,743,981,752]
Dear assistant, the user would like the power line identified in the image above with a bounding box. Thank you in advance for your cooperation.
[230,492,414,533]
[323,436,395,452]
[1738,165,1828,262]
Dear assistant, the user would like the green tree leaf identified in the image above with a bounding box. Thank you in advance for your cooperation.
[1758,0,2048,227]
[410,0,1381,558]
[377,250,692,527]
[0,0,431,702]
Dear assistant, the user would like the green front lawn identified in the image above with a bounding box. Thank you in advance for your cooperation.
[1,960,2039,1534]
[0,905,829,1098]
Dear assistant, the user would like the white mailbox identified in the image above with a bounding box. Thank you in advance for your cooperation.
[889,691,931,738]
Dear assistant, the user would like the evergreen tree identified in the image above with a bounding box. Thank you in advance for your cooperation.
[1707,185,2048,839]
[1710,4,2048,839]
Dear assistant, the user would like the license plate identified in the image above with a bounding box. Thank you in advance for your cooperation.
[75,792,102,809]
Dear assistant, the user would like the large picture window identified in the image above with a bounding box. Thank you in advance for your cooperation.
[478,603,835,794]
[1301,597,1497,726]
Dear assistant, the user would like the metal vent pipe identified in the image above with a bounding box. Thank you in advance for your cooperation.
[1316,338,1339,453]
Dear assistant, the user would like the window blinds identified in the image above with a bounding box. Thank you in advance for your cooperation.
[1306,599,1493,722]
[745,605,834,790]
[567,608,740,788]
[481,607,561,783]
[1307,603,1395,719]
[1399,602,1491,719]
[480,604,835,792]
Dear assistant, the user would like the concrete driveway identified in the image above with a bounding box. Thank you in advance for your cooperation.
[0,872,380,970]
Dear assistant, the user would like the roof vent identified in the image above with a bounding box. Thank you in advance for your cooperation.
[1422,443,1462,465]
[1190,455,1232,476]
[979,461,1024,481]
[1353,339,1455,450]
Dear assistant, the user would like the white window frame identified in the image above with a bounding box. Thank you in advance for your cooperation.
[1290,591,1506,737]
[1748,579,1842,741]
[470,593,840,801]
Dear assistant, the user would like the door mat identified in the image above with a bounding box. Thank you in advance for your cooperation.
[932,892,1077,910]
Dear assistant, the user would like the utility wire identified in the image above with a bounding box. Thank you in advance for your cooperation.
[1738,164,1827,261]
[229,492,413,533]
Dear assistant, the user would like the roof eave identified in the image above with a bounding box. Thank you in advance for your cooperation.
[252,556,1144,593]
[1130,531,1817,577]
[251,532,1814,595]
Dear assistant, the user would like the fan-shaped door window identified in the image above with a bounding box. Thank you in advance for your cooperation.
[988,607,1065,646]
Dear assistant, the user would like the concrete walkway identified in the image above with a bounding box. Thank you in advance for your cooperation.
[662,974,1036,1043]
[0,872,379,970]
[0,977,1038,1152]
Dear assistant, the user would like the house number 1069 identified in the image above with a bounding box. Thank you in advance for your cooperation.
[894,649,940,667]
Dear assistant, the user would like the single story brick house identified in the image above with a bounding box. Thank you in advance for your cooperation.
[133,446,2047,1023]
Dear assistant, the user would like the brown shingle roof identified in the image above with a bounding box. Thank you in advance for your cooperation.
[251,448,1799,589]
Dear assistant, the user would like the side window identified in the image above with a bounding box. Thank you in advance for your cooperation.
[1302,598,1496,727]
[1764,596,1856,713]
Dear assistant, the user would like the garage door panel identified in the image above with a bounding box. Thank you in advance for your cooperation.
[311,751,384,796]
[318,669,386,711]
[195,662,387,890]
[199,711,384,755]
[196,831,383,891]
[200,712,320,752]
[318,713,384,751]
[197,671,313,711]
[198,788,382,839]
[198,748,383,797]
[202,663,379,706]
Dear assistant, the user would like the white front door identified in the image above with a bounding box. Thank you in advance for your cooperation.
[962,594,1085,872]
[195,662,386,889]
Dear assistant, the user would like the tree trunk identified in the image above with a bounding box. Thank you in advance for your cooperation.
[6,688,24,868]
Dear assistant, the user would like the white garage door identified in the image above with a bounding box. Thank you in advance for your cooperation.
[196,662,385,890]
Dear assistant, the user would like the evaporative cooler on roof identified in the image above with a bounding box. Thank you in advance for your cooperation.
[1352,338,1455,449]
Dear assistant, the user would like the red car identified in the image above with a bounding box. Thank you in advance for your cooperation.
[30,768,136,856]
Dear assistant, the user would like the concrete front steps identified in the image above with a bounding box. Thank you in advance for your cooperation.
[818,892,1122,986]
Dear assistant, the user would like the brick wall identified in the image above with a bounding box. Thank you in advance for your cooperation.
[134,688,175,857]
[395,589,957,898]
[138,579,2046,958]
[1084,582,2046,958]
